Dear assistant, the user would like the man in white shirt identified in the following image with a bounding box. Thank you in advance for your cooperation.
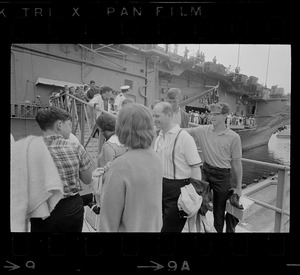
[153,102,202,232]
[114,85,130,115]
[88,86,113,124]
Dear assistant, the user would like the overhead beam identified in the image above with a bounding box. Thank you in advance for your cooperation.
[94,44,127,56]
[78,44,127,70]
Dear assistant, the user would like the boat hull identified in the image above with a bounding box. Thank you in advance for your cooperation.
[236,114,290,151]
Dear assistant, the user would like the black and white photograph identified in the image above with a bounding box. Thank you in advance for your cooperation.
[10,43,290,233]
[4,0,297,273]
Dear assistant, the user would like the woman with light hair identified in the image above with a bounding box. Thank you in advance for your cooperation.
[99,103,163,232]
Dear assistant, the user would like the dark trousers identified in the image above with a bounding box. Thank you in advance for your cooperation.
[81,193,93,206]
[30,194,84,232]
[202,162,239,233]
[161,178,190,233]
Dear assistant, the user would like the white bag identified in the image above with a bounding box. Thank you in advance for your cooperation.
[178,183,203,232]
[85,168,105,231]
[200,211,216,232]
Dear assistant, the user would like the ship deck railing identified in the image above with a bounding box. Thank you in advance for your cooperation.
[49,94,290,233]
[188,122,257,130]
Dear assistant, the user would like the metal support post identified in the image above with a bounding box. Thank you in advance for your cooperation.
[80,104,85,146]
[274,168,288,232]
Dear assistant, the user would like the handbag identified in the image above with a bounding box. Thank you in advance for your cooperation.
[85,195,100,231]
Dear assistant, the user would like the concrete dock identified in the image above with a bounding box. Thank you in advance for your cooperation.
[237,175,290,232]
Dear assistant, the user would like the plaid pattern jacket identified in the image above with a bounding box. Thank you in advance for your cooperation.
[43,134,92,197]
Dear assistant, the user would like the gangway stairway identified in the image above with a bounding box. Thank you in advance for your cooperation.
[50,93,114,167]
[74,123,99,165]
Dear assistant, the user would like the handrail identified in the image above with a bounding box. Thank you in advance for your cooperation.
[51,93,117,117]
[240,157,290,232]
[241,157,290,171]
[67,93,117,118]
[50,93,117,151]
[243,196,290,216]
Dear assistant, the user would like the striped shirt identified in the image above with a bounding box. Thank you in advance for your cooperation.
[154,125,202,180]
[43,134,92,197]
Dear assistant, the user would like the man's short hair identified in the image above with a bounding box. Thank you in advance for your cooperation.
[90,80,95,84]
[150,100,162,110]
[156,102,174,116]
[100,86,112,95]
[116,103,155,149]
[166,88,181,99]
[35,107,71,131]
[208,102,231,114]
[96,113,116,132]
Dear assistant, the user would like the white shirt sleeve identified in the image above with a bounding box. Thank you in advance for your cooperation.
[182,132,202,166]
[114,94,121,107]
[89,95,104,109]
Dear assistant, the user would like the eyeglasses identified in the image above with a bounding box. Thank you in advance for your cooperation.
[209,112,223,117]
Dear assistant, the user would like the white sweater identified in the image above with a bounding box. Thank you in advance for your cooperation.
[10,136,64,232]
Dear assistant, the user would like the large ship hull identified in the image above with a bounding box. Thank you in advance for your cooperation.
[10,44,290,150]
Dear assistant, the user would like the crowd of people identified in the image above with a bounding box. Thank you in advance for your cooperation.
[189,110,256,127]
[49,80,134,129]
[11,86,243,233]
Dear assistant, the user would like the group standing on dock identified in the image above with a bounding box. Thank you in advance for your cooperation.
[189,110,256,127]
[11,85,243,233]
